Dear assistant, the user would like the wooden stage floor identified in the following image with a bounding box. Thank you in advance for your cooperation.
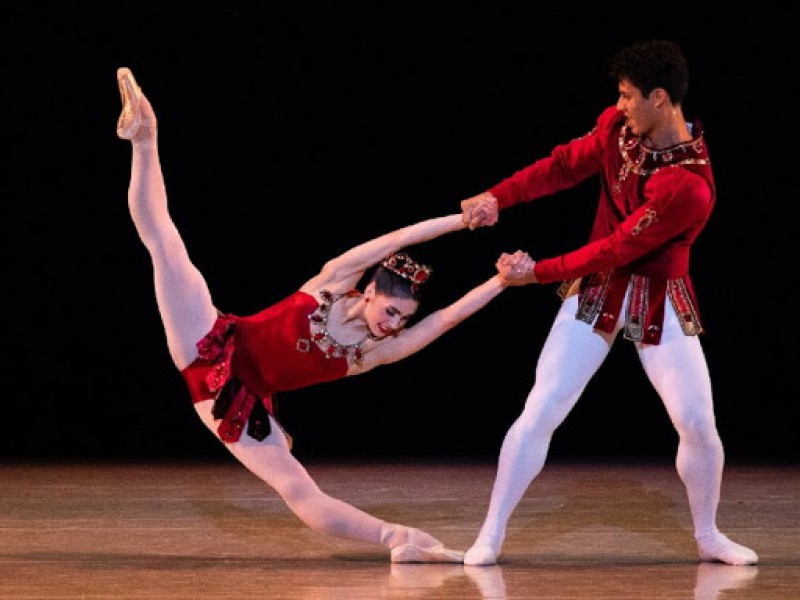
[1,459,796,599]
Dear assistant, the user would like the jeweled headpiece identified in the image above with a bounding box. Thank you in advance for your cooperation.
[381,252,432,287]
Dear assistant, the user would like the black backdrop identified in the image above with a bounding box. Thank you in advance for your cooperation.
[2,3,795,463]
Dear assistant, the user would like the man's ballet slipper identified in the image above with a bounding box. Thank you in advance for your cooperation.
[463,544,499,566]
[390,543,464,564]
[696,532,758,566]
[116,67,143,140]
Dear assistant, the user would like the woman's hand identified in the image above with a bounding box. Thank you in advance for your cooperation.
[496,250,538,286]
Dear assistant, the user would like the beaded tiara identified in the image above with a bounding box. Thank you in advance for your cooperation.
[381,252,432,286]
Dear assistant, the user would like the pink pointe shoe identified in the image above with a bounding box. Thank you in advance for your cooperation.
[116,67,145,140]
[388,528,464,564]
[391,542,464,564]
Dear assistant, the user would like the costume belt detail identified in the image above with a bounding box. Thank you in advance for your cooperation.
[667,278,704,336]
[572,272,612,325]
[564,272,702,344]
[623,275,650,342]
[196,314,273,443]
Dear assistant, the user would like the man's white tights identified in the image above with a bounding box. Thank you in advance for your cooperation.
[465,296,757,566]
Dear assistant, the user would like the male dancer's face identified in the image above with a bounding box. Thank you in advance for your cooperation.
[616,78,657,138]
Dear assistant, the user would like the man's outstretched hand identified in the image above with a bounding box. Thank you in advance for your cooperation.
[461,192,499,230]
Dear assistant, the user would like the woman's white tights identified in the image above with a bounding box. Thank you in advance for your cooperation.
[193,401,442,553]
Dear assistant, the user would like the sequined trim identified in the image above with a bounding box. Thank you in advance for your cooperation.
[195,314,281,444]
[574,272,612,325]
[557,279,577,301]
[196,314,237,395]
[631,209,658,236]
[612,124,710,196]
[623,275,649,342]
[668,278,704,336]
[567,273,702,343]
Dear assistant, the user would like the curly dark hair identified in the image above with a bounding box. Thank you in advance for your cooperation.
[609,39,689,105]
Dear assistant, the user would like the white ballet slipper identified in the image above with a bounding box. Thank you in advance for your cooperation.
[463,543,499,566]
[696,532,758,565]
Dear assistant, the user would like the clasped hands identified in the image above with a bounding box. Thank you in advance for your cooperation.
[460,192,499,230]
[460,193,536,285]
[496,250,537,286]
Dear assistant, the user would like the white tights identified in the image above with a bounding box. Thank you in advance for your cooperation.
[466,294,757,565]
[192,401,437,552]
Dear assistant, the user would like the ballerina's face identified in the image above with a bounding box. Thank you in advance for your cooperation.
[364,290,419,338]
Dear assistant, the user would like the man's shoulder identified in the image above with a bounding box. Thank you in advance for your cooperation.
[570,106,621,144]
[587,106,624,141]
[597,105,623,125]
[651,166,715,211]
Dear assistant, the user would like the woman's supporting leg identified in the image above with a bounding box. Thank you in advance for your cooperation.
[193,401,463,562]
[638,303,757,565]
[465,296,613,565]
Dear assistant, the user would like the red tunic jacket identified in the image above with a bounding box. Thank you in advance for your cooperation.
[489,106,713,344]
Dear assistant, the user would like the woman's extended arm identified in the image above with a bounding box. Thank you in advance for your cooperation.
[302,214,467,293]
[353,273,508,373]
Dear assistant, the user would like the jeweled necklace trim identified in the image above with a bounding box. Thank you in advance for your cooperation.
[296,289,375,366]
[612,124,709,195]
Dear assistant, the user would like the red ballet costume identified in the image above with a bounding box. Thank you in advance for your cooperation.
[490,105,713,344]
[181,290,353,443]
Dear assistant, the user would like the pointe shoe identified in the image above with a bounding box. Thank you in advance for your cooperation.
[390,542,464,564]
[116,67,146,140]
[382,525,464,564]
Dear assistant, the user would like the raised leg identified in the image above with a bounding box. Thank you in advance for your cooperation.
[116,67,218,370]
